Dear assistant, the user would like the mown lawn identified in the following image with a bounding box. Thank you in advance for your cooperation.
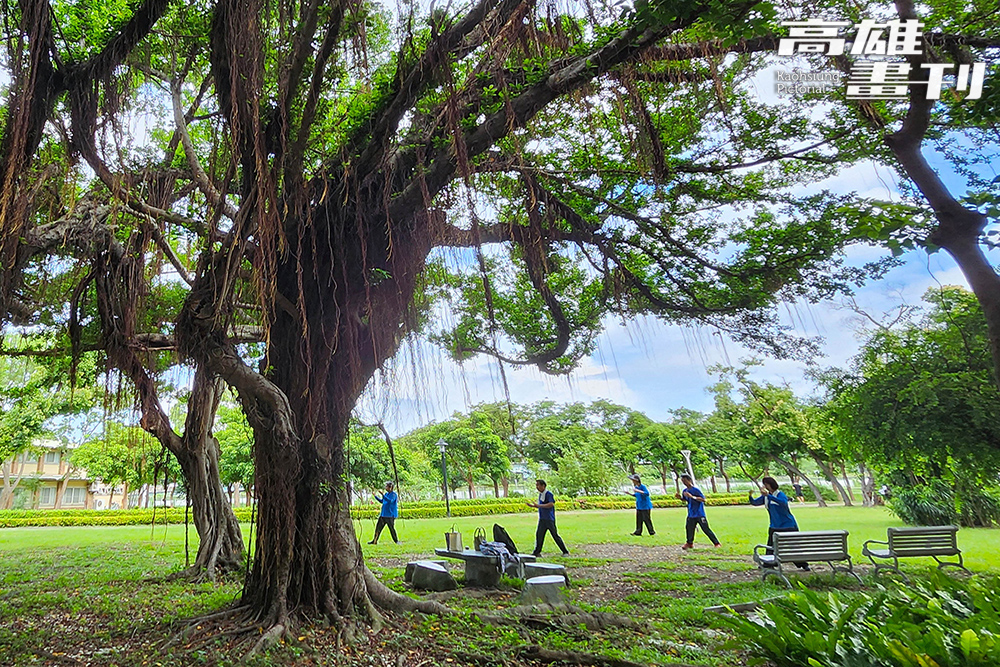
[1,505,997,666]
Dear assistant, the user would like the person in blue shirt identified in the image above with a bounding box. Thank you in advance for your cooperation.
[527,479,569,557]
[626,474,655,536]
[368,481,399,545]
[676,474,721,549]
[749,476,808,570]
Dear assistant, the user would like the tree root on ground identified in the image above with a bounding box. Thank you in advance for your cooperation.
[518,645,701,667]
[31,649,83,665]
[363,567,453,616]
[476,603,644,632]
[243,622,289,661]
[158,603,298,663]
[163,560,240,584]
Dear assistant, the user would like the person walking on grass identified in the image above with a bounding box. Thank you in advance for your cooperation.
[626,473,655,536]
[792,479,805,503]
[527,479,569,557]
[367,481,399,545]
[676,473,721,549]
[749,476,809,570]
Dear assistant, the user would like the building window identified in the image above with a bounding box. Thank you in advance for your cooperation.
[64,487,86,505]
[22,452,38,464]
[39,486,55,506]
[44,451,59,465]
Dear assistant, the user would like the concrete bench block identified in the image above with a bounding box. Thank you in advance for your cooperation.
[410,561,457,592]
[464,558,502,588]
[521,575,567,605]
[523,562,569,584]
[405,560,448,584]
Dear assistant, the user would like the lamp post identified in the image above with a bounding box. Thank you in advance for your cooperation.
[680,449,695,486]
[437,438,451,518]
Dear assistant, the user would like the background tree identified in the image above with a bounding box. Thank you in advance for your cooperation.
[216,402,256,506]
[710,367,831,506]
[825,286,1000,525]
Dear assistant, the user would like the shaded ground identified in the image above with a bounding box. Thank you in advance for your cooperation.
[0,538,871,667]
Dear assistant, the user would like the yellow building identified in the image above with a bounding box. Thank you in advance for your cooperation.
[0,439,115,510]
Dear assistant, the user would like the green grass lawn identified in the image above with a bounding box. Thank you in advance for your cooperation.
[5,504,998,568]
[1,505,997,666]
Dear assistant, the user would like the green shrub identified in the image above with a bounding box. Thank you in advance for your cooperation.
[720,571,1000,667]
[958,488,1000,528]
[0,492,752,528]
[888,482,1000,528]
[889,481,959,526]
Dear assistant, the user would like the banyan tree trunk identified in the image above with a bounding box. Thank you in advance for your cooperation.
[175,440,244,577]
[178,200,439,625]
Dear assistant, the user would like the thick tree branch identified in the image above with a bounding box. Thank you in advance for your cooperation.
[386,13,707,221]
[349,0,525,178]
[171,81,239,221]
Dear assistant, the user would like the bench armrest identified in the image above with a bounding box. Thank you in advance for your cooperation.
[752,544,770,560]
[862,539,888,551]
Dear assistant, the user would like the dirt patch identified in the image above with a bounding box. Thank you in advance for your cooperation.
[371,542,763,607]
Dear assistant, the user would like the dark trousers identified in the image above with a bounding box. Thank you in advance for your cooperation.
[685,516,719,545]
[534,518,568,556]
[767,526,807,568]
[635,509,655,535]
[373,517,398,543]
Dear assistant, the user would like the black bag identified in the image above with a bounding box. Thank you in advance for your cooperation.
[492,523,518,554]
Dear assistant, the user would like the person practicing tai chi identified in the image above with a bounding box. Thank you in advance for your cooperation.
[676,474,721,549]
[749,476,809,570]
[368,481,399,545]
[527,479,569,557]
[626,473,655,536]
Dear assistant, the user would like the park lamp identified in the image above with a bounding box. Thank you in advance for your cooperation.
[436,438,451,518]
[680,449,696,486]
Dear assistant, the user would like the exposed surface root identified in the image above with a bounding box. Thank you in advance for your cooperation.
[518,645,700,667]
[244,623,287,661]
[363,567,452,616]
[477,603,643,632]
[161,606,247,650]
[31,649,83,665]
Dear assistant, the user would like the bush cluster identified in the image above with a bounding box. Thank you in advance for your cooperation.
[721,571,1000,666]
[0,492,752,527]
[889,481,1000,527]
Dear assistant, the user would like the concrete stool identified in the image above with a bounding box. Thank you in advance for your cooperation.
[404,560,448,584]
[523,562,569,584]
[521,575,567,605]
[410,561,457,592]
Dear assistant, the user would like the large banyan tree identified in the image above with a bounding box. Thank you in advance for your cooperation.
[9,0,992,639]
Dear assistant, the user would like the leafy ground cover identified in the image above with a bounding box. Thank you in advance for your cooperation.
[1,506,998,666]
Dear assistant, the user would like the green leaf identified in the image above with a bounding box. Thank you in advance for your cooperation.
[961,628,980,658]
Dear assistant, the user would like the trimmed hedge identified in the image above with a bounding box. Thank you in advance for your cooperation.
[0,492,754,527]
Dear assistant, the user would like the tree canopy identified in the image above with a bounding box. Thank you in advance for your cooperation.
[1,0,998,644]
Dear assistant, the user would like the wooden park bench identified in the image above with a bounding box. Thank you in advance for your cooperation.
[862,525,969,576]
[753,530,862,587]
